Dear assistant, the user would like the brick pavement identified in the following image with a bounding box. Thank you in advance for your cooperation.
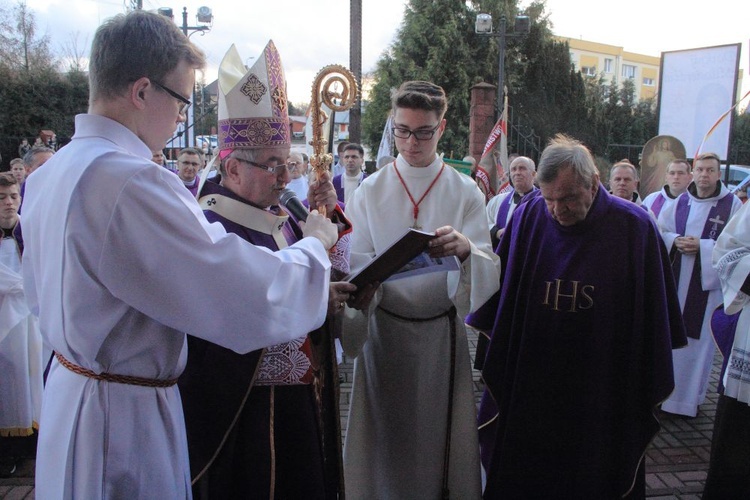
[2,328,723,499]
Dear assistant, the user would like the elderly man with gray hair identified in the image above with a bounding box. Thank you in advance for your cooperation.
[468,134,686,499]
[485,155,539,248]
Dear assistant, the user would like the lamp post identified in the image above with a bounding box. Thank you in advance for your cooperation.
[158,6,213,148]
[475,14,530,119]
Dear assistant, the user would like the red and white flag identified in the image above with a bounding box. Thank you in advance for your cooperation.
[478,93,510,199]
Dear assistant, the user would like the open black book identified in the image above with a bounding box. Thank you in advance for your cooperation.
[346,228,450,288]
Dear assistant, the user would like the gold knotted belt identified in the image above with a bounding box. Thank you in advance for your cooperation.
[55,352,178,388]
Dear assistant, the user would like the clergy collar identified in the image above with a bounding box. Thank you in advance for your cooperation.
[0,219,19,239]
[344,171,364,181]
[607,190,639,204]
[687,180,723,200]
[662,185,684,199]
[198,182,290,248]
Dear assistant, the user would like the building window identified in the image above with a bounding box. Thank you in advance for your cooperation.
[622,64,636,79]
[643,77,655,86]
[582,66,596,77]
[604,59,613,73]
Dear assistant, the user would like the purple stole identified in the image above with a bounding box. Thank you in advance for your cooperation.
[333,175,345,203]
[710,305,740,394]
[650,193,668,218]
[672,193,734,339]
[494,191,515,229]
[494,188,539,229]
[333,172,367,203]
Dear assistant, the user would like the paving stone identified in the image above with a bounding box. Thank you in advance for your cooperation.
[655,472,684,488]
[673,431,704,440]
[675,470,707,482]
[1,486,32,500]
[680,438,711,448]
[645,474,665,489]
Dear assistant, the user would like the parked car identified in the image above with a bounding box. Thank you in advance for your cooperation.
[720,164,750,189]
[195,134,218,155]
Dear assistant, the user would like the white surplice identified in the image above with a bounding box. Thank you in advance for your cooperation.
[713,201,750,403]
[21,114,332,499]
[286,175,309,202]
[659,184,741,416]
[341,154,500,499]
[0,234,46,437]
[642,186,680,222]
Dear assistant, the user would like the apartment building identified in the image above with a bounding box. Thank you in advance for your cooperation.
[556,37,660,102]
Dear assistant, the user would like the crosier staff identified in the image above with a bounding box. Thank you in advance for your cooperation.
[309,64,358,215]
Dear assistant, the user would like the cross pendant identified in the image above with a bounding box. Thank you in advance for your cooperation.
[411,220,422,230]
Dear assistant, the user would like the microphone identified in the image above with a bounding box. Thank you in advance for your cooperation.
[279,188,309,222]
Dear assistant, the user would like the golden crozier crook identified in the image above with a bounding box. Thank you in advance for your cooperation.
[309,64,359,215]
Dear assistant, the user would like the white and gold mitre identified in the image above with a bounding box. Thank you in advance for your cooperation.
[217,40,290,152]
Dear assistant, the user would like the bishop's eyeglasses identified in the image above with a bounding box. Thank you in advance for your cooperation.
[235,158,296,176]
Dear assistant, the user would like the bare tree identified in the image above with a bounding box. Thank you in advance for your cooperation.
[60,32,89,73]
[0,1,55,74]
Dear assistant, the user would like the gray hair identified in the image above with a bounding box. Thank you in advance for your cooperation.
[219,149,262,177]
[510,156,536,171]
[23,147,55,168]
[537,135,599,188]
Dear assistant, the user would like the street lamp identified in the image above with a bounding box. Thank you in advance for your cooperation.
[157,6,214,148]
[475,13,530,118]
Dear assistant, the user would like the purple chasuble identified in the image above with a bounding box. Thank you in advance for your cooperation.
[672,192,735,339]
[178,180,292,481]
[181,179,345,498]
[477,186,686,498]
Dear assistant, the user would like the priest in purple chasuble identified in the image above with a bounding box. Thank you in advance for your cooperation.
[658,152,742,417]
[341,81,500,499]
[477,155,539,369]
[177,42,355,499]
[468,135,686,499]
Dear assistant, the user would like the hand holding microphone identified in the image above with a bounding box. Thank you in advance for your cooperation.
[280,189,337,249]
